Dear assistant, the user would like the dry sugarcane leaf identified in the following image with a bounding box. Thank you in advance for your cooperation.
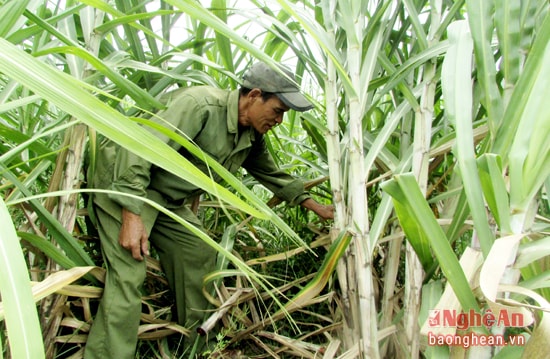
[198,289,246,336]
[335,343,359,359]
[496,284,550,359]
[322,339,341,359]
[479,234,535,328]
[59,317,90,333]
[249,334,281,358]
[0,266,100,319]
[245,235,330,266]
[55,284,102,298]
[420,247,484,337]
[137,322,190,337]
[227,237,348,344]
[296,320,341,347]
[257,330,320,358]
[55,334,88,344]
[138,329,178,340]
[279,232,351,315]
[64,346,84,359]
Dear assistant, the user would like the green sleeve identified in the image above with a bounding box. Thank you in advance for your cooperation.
[242,135,310,206]
[108,91,205,214]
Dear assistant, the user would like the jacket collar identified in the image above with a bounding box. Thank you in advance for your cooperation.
[227,89,240,134]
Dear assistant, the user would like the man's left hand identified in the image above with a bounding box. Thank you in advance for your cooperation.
[300,198,334,220]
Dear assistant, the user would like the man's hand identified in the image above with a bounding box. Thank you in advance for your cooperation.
[300,198,335,221]
[119,208,149,261]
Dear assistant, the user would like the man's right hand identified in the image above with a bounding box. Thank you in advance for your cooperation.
[119,208,149,261]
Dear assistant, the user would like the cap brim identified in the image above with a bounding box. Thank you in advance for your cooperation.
[277,92,314,112]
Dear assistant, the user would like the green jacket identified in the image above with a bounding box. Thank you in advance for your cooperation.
[92,86,310,216]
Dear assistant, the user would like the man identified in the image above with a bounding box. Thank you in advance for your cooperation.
[84,61,334,359]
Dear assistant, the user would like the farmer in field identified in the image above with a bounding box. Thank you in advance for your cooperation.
[84,61,334,359]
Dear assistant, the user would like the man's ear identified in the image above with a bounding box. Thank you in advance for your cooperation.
[249,88,262,99]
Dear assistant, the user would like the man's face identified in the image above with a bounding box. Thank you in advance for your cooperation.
[241,90,290,134]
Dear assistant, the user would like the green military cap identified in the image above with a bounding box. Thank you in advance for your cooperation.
[242,61,314,112]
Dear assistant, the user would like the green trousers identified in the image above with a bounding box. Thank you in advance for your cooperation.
[84,195,216,359]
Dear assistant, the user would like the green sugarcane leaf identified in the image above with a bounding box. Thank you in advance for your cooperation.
[444,188,470,244]
[441,20,494,255]
[382,176,434,270]
[520,270,550,292]
[18,232,77,270]
[516,236,550,269]
[215,223,237,277]
[402,0,428,51]
[0,0,30,37]
[212,0,236,88]
[301,114,328,161]
[94,10,176,33]
[34,46,164,110]
[113,0,150,85]
[465,0,504,131]
[477,154,511,233]
[0,124,56,162]
[374,41,449,105]
[0,197,45,358]
[78,0,173,52]
[280,230,351,314]
[382,173,480,312]
[0,37,267,221]
[508,14,550,212]
[495,0,521,88]
[493,7,550,159]
[1,163,95,267]
[271,0,354,96]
